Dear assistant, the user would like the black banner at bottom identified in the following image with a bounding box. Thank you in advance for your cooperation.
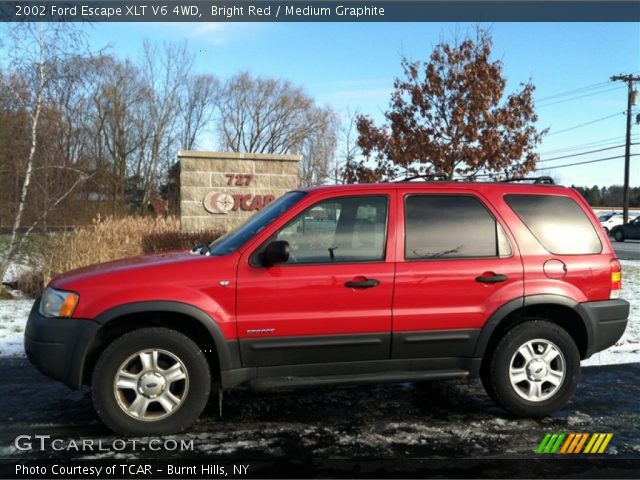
[2,458,640,479]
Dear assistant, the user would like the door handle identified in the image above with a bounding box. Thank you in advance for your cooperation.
[475,273,508,283]
[345,278,380,289]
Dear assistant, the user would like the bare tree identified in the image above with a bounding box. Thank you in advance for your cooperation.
[135,41,193,212]
[329,108,360,184]
[299,107,338,187]
[88,44,217,215]
[33,56,99,228]
[91,55,147,213]
[179,74,218,150]
[0,23,90,280]
[216,72,338,185]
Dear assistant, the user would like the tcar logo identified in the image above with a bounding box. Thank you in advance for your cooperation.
[536,432,613,454]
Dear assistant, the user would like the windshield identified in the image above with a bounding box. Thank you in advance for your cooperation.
[208,191,307,256]
[599,213,615,221]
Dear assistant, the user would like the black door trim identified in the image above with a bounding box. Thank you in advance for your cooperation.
[240,333,390,367]
[392,329,480,359]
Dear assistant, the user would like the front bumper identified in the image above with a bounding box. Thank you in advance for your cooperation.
[24,298,101,389]
[578,299,630,358]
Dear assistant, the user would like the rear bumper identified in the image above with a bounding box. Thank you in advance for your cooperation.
[24,298,101,389]
[578,299,630,358]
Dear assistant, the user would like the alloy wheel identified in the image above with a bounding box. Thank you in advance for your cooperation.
[508,339,565,402]
[113,349,189,421]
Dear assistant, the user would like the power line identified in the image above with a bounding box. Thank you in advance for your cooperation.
[540,135,639,155]
[538,143,636,163]
[536,153,640,171]
[536,80,613,102]
[546,112,624,137]
[537,85,625,108]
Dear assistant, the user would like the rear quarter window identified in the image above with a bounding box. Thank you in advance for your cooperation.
[504,194,602,255]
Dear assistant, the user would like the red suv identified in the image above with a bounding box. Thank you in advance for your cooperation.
[25,179,629,436]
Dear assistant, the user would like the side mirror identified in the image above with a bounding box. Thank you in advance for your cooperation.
[262,240,290,267]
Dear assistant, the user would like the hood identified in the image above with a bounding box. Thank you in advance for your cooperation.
[51,250,203,288]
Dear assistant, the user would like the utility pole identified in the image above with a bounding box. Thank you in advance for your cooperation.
[610,74,640,224]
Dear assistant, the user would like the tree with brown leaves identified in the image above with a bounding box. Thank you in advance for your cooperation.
[348,30,547,183]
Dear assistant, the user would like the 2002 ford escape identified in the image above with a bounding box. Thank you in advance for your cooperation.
[25,178,630,436]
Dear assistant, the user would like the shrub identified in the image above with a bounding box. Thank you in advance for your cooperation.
[15,270,45,299]
[141,230,224,254]
[40,216,224,290]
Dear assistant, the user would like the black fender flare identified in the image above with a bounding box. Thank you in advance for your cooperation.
[473,295,591,358]
[94,301,237,371]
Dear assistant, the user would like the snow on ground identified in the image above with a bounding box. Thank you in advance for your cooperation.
[1,259,32,285]
[582,259,640,366]
[0,296,33,356]
[0,260,639,363]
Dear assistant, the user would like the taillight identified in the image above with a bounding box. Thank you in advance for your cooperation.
[610,259,622,299]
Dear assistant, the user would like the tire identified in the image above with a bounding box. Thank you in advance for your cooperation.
[614,229,625,242]
[480,363,498,404]
[92,327,211,436]
[485,320,580,417]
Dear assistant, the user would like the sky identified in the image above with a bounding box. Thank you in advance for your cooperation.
[84,21,640,187]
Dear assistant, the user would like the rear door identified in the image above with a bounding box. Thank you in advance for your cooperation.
[392,189,524,359]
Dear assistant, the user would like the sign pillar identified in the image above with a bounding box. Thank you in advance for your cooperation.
[179,151,301,232]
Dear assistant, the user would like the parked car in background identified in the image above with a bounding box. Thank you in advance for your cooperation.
[611,217,640,242]
[598,212,617,222]
[599,212,637,234]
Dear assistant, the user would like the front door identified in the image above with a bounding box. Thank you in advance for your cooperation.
[236,192,396,367]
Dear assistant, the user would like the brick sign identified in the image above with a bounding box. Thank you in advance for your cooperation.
[179,151,301,232]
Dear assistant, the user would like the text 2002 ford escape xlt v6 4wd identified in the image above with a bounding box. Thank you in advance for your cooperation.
[25,179,629,436]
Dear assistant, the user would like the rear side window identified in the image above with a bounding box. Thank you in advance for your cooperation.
[404,195,511,260]
[505,194,602,255]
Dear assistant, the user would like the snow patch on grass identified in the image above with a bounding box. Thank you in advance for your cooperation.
[0,298,33,357]
[582,260,640,366]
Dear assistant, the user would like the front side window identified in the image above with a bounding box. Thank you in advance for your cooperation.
[404,195,510,260]
[256,195,388,265]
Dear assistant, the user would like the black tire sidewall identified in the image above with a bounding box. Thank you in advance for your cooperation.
[92,328,211,436]
[490,321,580,417]
[614,230,624,242]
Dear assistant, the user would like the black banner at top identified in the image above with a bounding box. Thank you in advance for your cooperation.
[1,0,640,22]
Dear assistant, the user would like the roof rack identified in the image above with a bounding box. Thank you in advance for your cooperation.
[500,176,555,185]
[396,173,452,183]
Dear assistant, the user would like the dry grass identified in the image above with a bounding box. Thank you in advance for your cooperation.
[41,216,223,288]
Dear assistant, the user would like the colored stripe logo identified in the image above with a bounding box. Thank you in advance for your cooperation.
[536,433,613,454]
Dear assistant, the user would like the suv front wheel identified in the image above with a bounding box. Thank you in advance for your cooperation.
[486,321,580,417]
[92,327,211,436]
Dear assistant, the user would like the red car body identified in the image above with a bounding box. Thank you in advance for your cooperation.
[25,180,630,433]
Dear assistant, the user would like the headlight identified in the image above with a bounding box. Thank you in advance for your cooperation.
[39,288,79,318]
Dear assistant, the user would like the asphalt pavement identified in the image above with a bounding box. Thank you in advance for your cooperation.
[613,240,640,260]
[1,357,639,466]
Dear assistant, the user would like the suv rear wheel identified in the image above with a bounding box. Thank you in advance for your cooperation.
[614,229,625,242]
[92,327,211,436]
[486,320,580,417]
